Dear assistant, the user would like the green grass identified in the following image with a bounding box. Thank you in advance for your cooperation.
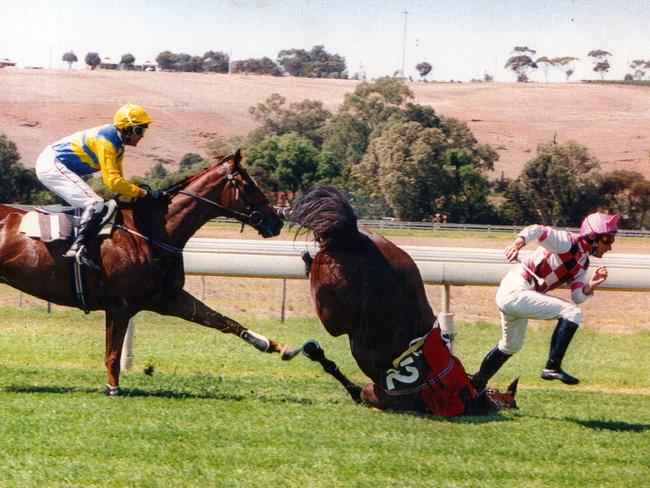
[1,307,649,487]
[203,220,517,240]
[204,220,650,244]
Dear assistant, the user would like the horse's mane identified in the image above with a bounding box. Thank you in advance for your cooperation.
[162,163,221,193]
[290,185,359,247]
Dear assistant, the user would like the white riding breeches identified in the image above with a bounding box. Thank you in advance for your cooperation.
[36,145,104,212]
[495,270,582,355]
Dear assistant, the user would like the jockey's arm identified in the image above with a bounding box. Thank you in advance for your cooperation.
[97,143,143,198]
[569,268,592,304]
[517,225,573,254]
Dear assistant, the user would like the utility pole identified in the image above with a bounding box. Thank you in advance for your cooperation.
[228,0,234,74]
[401,10,408,78]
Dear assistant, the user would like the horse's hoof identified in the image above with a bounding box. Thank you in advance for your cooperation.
[301,339,324,360]
[106,384,120,397]
[280,345,301,361]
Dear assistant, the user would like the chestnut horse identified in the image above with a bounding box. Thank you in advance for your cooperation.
[0,150,298,395]
[291,185,517,417]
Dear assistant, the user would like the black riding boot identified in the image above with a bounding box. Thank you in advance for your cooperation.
[541,319,580,384]
[471,346,512,393]
[63,206,102,270]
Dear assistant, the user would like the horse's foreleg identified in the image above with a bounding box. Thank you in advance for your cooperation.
[154,290,299,360]
[301,251,313,277]
[104,311,130,396]
[301,339,362,403]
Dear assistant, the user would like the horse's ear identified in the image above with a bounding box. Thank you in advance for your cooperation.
[233,148,242,166]
[507,377,520,397]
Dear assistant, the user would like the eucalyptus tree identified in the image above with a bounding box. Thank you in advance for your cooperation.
[587,49,612,79]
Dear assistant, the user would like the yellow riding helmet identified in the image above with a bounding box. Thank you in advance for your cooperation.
[113,104,154,129]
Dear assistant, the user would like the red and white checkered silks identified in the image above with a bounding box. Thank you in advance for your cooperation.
[518,225,591,303]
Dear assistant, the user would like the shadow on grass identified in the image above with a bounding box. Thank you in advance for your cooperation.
[2,383,316,405]
[566,417,650,433]
[4,384,100,395]
[529,412,650,433]
[375,407,516,424]
[2,384,518,421]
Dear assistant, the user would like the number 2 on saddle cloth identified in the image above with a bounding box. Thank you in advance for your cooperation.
[380,328,477,417]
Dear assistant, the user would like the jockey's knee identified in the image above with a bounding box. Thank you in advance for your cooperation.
[498,336,524,355]
[89,199,105,214]
[561,306,582,325]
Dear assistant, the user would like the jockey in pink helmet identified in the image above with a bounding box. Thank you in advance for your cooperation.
[471,211,619,391]
[579,212,620,257]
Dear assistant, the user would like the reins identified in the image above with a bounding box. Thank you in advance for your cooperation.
[165,158,263,228]
[112,223,183,254]
[112,157,263,253]
[176,189,262,226]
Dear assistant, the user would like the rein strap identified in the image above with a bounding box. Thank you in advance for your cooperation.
[112,224,183,254]
[178,189,256,222]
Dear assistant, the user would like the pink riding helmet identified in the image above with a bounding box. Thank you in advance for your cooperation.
[579,212,620,240]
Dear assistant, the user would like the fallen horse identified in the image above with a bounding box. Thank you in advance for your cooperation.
[290,185,517,416]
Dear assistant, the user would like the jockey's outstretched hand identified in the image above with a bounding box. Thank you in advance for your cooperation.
[589,266,608,289]
[505,236,525,263]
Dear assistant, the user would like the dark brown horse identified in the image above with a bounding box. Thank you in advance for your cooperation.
[290,185,517,417]
[0,150,298,395]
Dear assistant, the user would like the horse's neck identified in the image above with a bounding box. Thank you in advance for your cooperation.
[163,173,229,247]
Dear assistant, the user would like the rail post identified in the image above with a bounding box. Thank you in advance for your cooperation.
[439,283,455,352]
[280,279,287,323]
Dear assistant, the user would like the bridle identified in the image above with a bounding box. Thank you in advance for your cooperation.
[167,160,264,230]
[113,159,268,253]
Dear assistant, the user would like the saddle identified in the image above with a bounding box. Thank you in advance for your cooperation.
[17,200,118,315]
[18,200,118,242]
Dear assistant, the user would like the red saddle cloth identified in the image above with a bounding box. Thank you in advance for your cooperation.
[419,330,476,417]
[381,327,476,417]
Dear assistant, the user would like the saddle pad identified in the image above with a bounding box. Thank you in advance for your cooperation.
[380,329,473,417]
[18,211,74,242]
[18,208,116,242]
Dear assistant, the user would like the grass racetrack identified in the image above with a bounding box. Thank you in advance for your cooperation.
[1,304,649,487]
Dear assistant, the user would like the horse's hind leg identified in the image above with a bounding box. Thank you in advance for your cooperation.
[104,311,130,396]
[153,289,299,360]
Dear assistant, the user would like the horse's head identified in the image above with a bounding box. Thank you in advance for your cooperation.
[175,149,283,238]
[226,150,283,237]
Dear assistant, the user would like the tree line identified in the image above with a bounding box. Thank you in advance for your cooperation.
[2,79,648,228]
[61,45,348,78]
[503,46,614,82]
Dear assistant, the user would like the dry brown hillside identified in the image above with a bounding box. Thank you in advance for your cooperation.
[2,69,649,179]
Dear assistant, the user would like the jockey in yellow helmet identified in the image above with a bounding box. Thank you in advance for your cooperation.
[36,104,164,269]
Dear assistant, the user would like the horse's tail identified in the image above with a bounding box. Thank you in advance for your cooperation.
[289,185,359,247]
